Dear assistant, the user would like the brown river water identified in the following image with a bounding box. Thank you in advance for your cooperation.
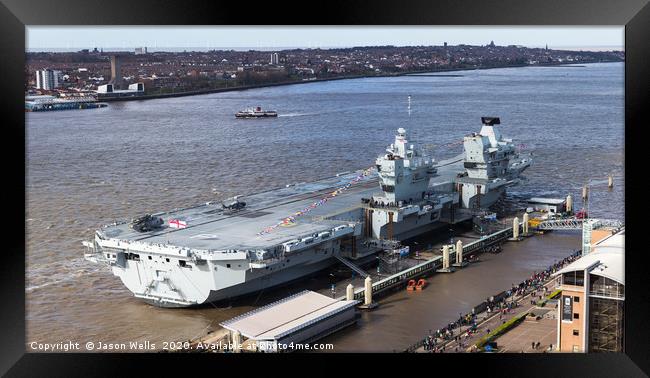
[26,63,623,351]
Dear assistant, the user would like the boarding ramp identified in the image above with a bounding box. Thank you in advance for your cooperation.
[334,255,369,278]
[535,218,623,231]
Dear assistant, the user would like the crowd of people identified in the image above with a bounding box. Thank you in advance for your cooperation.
[416,250,582,353]
[516,250,582,303]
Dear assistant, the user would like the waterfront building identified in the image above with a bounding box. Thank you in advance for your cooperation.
[527,197,567,214]
[35,69,62,90]
[220,290,358,352]
[553,228,624,352]
[96,82,145,99]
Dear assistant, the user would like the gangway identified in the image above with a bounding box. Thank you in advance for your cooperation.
[535,218,623,231]
[334,255,369,278]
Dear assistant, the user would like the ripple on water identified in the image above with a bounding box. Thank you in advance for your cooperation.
[26,62,624,347]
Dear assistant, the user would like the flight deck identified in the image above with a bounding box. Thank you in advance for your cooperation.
[97,154,465,251]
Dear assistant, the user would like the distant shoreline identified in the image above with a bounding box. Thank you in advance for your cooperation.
[102,60,622,103]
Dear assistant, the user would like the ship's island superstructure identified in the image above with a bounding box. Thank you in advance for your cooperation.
[83,117,532,307]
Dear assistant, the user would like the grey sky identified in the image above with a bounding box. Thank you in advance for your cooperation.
[26,26,624,51]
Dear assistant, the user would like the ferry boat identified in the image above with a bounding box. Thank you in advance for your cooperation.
[235,106,278,118]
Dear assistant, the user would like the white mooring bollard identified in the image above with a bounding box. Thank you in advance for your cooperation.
[232,331,241,353]
[442,245,450,269]
[513,217,520,239]
[346,284,354,301]
[522,212,529,235]
[364,276,373,306]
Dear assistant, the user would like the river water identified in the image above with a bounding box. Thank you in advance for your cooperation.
[26,62,624,351]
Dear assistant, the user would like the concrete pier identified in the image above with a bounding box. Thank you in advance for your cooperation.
[191,222,548,353]
[344,226,520,303]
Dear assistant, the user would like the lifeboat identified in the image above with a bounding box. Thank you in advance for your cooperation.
[415,278,428,291]
[406,279,417,291]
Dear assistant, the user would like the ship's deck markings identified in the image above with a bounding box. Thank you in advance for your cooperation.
[236,211,272,218]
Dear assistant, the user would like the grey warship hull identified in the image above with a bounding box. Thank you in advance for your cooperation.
[84,119,531,308]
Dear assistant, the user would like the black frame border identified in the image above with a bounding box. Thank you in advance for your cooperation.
[2,0,649,375]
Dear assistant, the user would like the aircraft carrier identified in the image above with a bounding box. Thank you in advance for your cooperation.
[83,117,532,307]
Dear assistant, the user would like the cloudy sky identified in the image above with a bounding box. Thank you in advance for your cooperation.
[26,26,624,51]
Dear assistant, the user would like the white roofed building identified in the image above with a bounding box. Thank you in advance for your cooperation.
[220,290,358,352]
[528,197,567,214]
[552,229,624,353]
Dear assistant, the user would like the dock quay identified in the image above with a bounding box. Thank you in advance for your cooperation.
[184,221,529,353]
[402,219,624,353]
[180,221,522,352]
[344,225,518,304]
[405,250,582,353]
[181,209,617,352]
